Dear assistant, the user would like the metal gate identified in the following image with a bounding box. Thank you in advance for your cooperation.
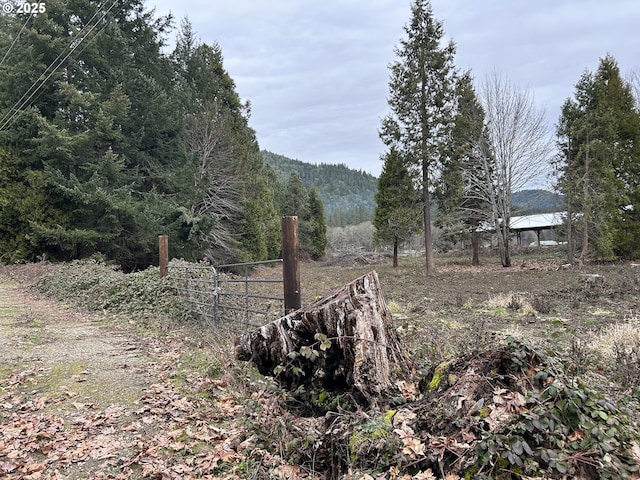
[167,259,284,327]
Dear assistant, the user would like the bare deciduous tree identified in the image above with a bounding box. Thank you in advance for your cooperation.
[470,72,554,267]
[184,101,243,260]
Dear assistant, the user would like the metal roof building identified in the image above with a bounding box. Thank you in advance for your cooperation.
[510,212,566,246]
[510,212,565,232]
[480,212,567,246]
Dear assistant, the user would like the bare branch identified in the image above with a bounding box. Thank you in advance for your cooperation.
[468,72,555,266]
[184,101,244,259]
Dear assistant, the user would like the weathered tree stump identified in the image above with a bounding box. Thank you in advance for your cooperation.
[235,271,415,406]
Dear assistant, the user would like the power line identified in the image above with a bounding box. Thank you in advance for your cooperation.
[0,10,35,69]
[0,0,120,131]
[0,0,121,132]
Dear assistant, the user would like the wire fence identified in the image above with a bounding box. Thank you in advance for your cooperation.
[167,259,285,328]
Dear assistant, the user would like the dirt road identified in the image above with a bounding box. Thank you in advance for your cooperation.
[0,279,154,478]
[0,278,251,479]
[0,279,150,406]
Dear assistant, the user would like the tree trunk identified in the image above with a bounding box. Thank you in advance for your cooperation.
[498,213,511,267]
[422,161,436,276]
[470,225,480,266]
[393,237,399,268]
[566,199,574,264]
[580,139,590,265]
[235,271,415,407]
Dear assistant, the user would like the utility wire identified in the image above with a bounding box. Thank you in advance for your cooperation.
[0,0,120,131]
[0,10,35,69]
[0,0,119,131]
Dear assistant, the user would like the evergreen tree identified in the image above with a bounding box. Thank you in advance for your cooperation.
[373,148,422,267]
[379,0,457,276]
[555,55,640,261]
[282,172,308,217]
[435,71,488,265]
[0,0,185,269]
[173,22,250,262]
[301,186,327,260]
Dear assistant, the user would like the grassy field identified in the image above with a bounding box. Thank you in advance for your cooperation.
[281,248,640,374]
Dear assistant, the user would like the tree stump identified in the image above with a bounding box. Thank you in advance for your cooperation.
[235,271,415,406]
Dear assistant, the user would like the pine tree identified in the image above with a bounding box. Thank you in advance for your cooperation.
[373,148,422,267]
[379,0,457,275]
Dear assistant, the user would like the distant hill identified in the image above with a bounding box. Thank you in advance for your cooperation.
[261,151,378,227]
[261,151,563,226]
[512,189,565,215]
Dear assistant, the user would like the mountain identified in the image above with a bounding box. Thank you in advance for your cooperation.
[512,189,566,215]
[261,151,564,227]
[262,151,378,227]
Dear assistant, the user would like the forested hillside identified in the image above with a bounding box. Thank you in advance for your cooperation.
[262,151,377,226]
[263,149,567,229]
[512,189,565,215]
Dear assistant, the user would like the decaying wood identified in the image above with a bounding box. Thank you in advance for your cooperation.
[235,271,415,406]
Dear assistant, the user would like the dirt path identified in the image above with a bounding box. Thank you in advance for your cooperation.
[0,279,151,408]
[0,279,159,478]
[0,276,271,480]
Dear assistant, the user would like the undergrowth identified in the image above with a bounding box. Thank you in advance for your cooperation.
[2,259,639,479]
[29,259,193,325]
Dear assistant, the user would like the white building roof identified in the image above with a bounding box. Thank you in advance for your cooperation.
[478,212,566,232]
[509,212,565,231]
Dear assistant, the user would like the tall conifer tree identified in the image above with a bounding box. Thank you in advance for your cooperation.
[436,71,488,265]
[379,0,457,275]
[556,55,640,261]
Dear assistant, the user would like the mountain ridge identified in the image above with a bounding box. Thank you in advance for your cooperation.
[261,151,564,226]
[261,150,378,226]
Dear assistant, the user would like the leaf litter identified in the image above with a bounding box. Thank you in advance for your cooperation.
[0,279,296,479]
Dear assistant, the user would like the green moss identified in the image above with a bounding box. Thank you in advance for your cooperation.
[383,409,396,425]
[478,406,491,418]
[428,360,453,392]
[348,417,393,463]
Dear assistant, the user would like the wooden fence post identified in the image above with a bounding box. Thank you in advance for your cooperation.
[159,235,168,278]
[281,216,301,313]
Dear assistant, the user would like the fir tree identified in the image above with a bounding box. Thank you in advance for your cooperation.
[373,148,422,267]
[380,0,457,275]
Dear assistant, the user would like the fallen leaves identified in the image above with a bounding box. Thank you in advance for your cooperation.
[0,337,270,480]
[0,321,328,478]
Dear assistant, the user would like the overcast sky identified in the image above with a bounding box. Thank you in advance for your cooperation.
[145,0,640,179]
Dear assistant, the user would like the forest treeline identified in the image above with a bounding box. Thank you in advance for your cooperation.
[0,0,327,269]
[262,151,377,227]
[264,150,563,228]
